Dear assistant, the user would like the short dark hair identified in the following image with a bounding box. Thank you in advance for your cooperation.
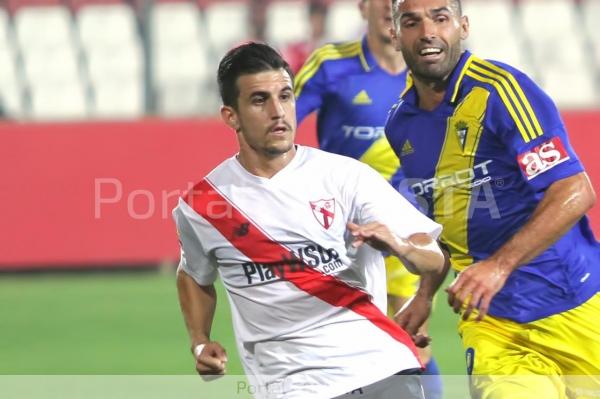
[392,0,462,17]
[217,42,294,109]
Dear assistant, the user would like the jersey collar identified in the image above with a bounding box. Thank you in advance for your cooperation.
[360,35,374,72]
[446,50,474,104]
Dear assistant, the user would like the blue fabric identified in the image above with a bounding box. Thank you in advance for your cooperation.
[385,51,600,323]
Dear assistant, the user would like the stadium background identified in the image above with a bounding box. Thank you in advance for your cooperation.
[1,0,599,398]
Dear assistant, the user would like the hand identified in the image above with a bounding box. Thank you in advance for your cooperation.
[394,295,433,348]
[446,259,509,321]
[194,341,228,379]
[347,222,397,252]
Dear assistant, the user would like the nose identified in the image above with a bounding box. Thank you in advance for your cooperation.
[420,17,437,41]
[268,97,285,119]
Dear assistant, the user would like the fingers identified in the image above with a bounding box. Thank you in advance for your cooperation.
[394,296,430,336]
[447,273,478,319]
[412,334,432,348]
[195,342,228,375]
[395,311,431,347]
[396,313,422,336]
[446,275,465,312]
[462,287,485,321]
[447,273,489,321]
[347,222,390,251]
[476,295,492,321]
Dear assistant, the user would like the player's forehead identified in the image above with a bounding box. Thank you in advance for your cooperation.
[396,0,457,16]
[236,69,293,97]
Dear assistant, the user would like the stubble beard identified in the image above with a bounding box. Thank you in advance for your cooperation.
[402,44,462,84]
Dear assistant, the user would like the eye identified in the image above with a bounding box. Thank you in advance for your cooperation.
[280,92,292,101]
[252,97,265,105]
[402,20,417,28]
[435,15,448,23]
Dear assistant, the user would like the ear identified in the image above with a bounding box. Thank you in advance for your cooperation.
[220,105,240,132]
[390,24,398,40]
[460,15,469,41]
[358,0,367,20]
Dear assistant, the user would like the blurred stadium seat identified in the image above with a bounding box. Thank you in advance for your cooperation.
[77,2,138,50]
[92,78,144,118]
[22,46,81,86]
[581,0,600,81]
[0,0,597,120]
[14,4,73,52]
[204,0,250,59]
[76,2,143,118]
[151,0,210,116]
[517,0,594,107]
[541,69,598,109]
[29,80,88,120]
[0,7,24,116]
[326,0,364,42]
[463,0,532,76]
[265,0,310,49]
[13,3,90,119]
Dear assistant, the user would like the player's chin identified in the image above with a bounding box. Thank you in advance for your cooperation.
[264,140,294,155]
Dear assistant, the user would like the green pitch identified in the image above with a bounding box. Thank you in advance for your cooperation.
[0,270,468,396]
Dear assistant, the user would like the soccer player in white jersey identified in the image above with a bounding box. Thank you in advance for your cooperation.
[173,42,448,399]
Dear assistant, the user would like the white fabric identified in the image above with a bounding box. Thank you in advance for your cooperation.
[173,146,441,399]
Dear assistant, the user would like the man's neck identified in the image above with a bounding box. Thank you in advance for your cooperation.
[237,146,297,179]
[366,33,406,75]
[413,78,448,111]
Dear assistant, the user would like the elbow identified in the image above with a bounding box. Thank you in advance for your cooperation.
[576,172,596,214]
[585,182,596,212]
[420,250,446,275]
[404,234,446,275]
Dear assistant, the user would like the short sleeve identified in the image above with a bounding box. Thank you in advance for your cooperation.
[490,69,584,192]
[353,163,442,240]
[172,200,218,286]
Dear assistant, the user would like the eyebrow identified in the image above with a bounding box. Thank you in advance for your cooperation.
[249,86,293,98]
[249,91,269,98]
[430,6,452,15]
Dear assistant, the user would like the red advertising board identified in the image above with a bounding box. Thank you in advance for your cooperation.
[0,112,598,268]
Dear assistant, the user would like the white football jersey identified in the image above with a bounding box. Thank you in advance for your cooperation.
[173,146,442,399]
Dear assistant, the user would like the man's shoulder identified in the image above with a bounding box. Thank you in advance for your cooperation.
[302,146,369,170]
[300,40,365,73]
[384,96,408,128]
[464,55,536,94]
[180,157,235,200]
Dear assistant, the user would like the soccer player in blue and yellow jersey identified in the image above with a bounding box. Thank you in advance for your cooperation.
[295,1,444,398]
[387,0,600,397]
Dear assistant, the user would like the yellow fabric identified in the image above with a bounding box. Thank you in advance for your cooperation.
[458,293,600,399]
[385,255,419,298]
[358,136,400,183]
[432,87,489,272]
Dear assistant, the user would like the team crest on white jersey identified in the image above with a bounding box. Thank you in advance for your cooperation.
[310,199,335,230]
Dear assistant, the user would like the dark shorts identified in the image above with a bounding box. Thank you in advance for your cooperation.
[332,369,425,399]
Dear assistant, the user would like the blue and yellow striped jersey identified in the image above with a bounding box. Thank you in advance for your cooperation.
[385,50,600,323]
[295,37,408,189]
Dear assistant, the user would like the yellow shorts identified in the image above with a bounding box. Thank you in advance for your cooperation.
[385,255,419,299]
[458,293,600,399]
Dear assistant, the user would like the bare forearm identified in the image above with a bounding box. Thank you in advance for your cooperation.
[491,172,596,273]
[176,268,217,349]
[391,233,446,275]
[416,250,451,299]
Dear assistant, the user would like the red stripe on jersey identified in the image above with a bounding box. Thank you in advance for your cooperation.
[184,178,420,364]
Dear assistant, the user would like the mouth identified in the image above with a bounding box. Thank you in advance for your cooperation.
[268,124,289,135]
[418,47,444,62]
